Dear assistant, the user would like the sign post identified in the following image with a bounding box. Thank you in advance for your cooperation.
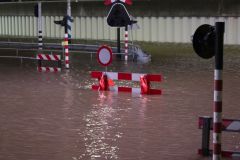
[117,27,121,59]
[96,45,113,91]
[192,22,225,160]
[213,22,224,160]
[106,1,132,62]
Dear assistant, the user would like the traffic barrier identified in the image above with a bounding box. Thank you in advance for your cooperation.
[198,116,240,158]
[37,54,61,72]
[91,71,162,95]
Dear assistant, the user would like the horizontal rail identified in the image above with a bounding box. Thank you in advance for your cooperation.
[198,149,240,158]
[0,0,107,4]
[0,41,135,55]
[199,116,240,132]
[91,71,162,82]
[0,55,36,60]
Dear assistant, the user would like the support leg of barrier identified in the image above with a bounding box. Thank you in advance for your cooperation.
[38,59,42,68]
[202,117,211,156]
[58,60,62,69]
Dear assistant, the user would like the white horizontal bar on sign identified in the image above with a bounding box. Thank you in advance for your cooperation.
[105,72,118,80]
[105,72,145,81]
[132,73,144,81]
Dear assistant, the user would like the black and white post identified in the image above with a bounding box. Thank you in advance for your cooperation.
[38,2,43,51]
[67,0,72,44]
[124,25,129,61]
[64,0,71,69]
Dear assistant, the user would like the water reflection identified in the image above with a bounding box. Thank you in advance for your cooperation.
[80,92,122,160]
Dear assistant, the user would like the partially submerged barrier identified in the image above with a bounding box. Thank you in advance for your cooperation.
[198,116,240,158]
[91,71,162,95]
[37,54,61,72]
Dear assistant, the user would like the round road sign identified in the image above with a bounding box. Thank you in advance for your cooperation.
[97,45,113,66]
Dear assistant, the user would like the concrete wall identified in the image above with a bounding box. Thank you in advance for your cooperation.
[0,15,240,45]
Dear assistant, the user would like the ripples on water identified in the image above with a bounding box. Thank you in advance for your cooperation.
[0,52,239,160]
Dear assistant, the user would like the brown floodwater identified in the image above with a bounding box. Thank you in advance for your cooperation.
[0,50,240,160]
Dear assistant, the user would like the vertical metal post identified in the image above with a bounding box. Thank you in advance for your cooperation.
[117,27,121,59]
[58,59,62,69]
[67,0,71,44]
[202,117,211,156]
[38,2,43,51]
[124,25,128,61]
[64,0,71,69]
[37,2,42,71]
[64,32,69,69]
[213,22,225,160]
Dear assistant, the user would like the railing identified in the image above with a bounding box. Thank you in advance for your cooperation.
[198,116,240,158]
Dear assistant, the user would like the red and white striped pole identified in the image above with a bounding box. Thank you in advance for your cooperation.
[64,33,69,69]
[125,26,128,61]
[213,22,225,160]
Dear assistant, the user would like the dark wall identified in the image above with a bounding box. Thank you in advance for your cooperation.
[0,0,239,17]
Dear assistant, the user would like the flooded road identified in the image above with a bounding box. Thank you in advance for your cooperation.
[0,49,240,160]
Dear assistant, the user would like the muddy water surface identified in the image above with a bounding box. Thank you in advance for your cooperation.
[0,51,240,160]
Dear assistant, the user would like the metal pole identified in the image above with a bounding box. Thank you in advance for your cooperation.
[117,27,121,59]
[64,0,71,69]
[38,2,43,51]
[64,32,69,69]
[124,25,128,61]
[202,117,211,156]
[67,0,71,43]
[213,22,225,160]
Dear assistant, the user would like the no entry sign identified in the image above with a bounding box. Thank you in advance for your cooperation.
[97,45,113,66]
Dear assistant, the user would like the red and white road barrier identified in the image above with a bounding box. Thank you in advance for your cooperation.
[38,67,61,72]
[37,54,61,61]
[125,26,128,61]
[198,117,240,158]
[37,53,61,73]
[91,71,162,95]
[64,33,69,69]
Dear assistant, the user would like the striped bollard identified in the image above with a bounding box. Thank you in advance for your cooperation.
[64,33,69,69]
[38,30,43,50]
[125,26,128,61]
[38,2,42,50]
[213,22,224,160]
[67,0,71,43]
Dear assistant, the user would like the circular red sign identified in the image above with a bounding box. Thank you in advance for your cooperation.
[97,45,113,66]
